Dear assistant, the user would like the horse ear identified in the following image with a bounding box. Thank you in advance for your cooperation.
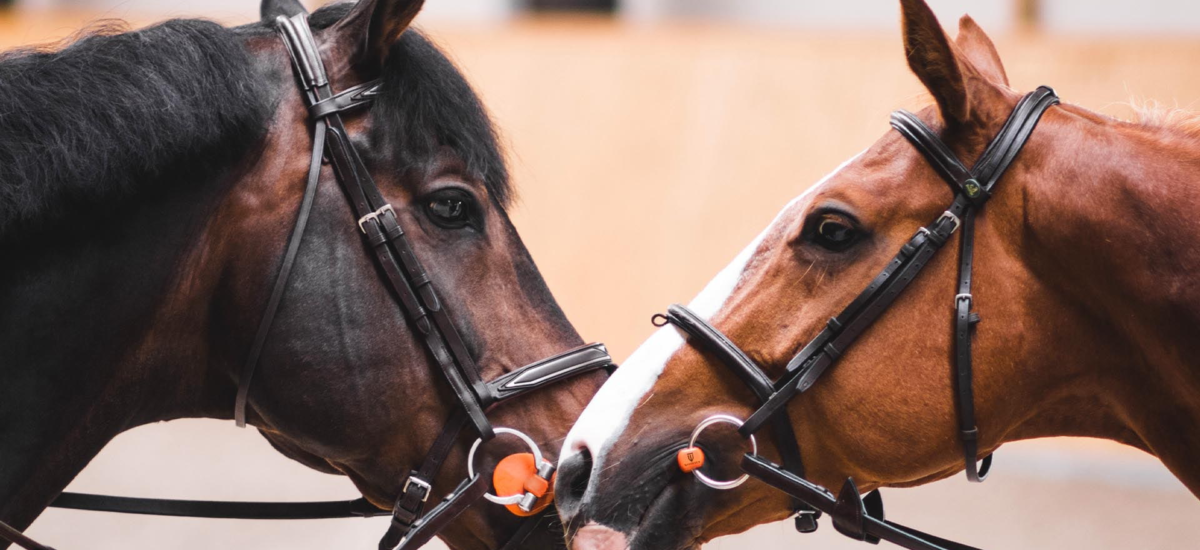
[261,0,307,21]
[955,15,1009,87]
[330,0,424,71]
[900,0,970,125]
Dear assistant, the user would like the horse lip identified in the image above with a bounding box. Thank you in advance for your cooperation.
[570,523,630,550]
[564,441,708,549]
[617,476,705,550]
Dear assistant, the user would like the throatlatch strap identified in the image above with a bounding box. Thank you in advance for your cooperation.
[891,86,1058,481]
[233,116,326,428]
[953,208,991,482]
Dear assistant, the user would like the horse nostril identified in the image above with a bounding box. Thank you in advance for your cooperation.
[554,447,594,520]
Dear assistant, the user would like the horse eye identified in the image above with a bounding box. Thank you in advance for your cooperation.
[424,192,475,229]
[811,215,859,252]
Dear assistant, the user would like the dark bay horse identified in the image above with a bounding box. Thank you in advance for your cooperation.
[554,1,1200,548]
[0,0,607,548]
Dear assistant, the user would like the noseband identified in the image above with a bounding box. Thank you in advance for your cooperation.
[2,14,614,550]
[656,87,1059,550]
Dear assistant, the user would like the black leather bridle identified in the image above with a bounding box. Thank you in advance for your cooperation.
[656,87,1059,550]
[1,14,613,550]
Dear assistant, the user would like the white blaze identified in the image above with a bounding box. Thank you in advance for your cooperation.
[559,153,864,470]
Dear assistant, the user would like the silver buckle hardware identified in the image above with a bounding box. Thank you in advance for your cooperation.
[402,476,432,503]
[937,210,961,234]
[358,204,395,233]
[955,293,972,308]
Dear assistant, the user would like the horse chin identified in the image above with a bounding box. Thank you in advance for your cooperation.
[626,483,705,550]
[568,482,705,550]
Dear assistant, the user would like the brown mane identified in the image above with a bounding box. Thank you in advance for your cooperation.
[1132,99,1200,140]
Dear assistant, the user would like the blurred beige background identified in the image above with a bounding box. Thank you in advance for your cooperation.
[5,0,1200,548]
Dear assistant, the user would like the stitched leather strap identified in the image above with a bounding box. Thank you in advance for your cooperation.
[386,410,469,541]
[743,455,982,550]
[489,343,613,401]
[382,476,489,550]
[891,87,1057,481]
[889,111,984,204]
[233,116,326,427]
[739,200,966,436]
[741,88,1058,468]
[953,208,990,482]
[308,80,380,120]
[656,306,821,528]
[381,344,613,548]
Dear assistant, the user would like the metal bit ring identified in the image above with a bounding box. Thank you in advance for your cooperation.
[689,414,757,490]
[467,427,548,506]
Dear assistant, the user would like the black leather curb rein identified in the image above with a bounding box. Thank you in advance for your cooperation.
[0,14,615,550]
[656,86,1059,550]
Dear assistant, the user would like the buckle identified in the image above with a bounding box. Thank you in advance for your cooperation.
[955,293,972,308]
[793,507,821,533]
[937,210,961,234]
[402,476,432,503]
[358,204,395,233]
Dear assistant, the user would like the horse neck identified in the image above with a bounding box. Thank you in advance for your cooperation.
[0,90,273,534]
[1001,105,1200,494]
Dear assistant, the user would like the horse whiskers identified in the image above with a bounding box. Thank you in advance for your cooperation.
[797,260,816,282]
[636,391,657,409]
[813,266,829,289]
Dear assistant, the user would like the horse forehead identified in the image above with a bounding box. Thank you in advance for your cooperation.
[559,151,866,465]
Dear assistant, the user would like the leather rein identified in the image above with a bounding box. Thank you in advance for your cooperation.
[656,86,1060,550]
[1,14,614,550]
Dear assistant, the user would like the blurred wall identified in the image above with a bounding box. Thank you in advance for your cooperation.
[13,0,1200,32]
[1043,0,1200,33]
[13,0,523,22]
[619,0,1016,31]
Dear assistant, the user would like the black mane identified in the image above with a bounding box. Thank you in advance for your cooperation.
[309,4,511,206]
[0,5,511,242]
[0,19,274,240]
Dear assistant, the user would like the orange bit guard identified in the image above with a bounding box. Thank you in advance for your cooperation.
[493,453,555,517]
[677,446,705,473]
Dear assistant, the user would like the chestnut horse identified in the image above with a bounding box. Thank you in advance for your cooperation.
[555,1,1200,548]
[0,0,607,548]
